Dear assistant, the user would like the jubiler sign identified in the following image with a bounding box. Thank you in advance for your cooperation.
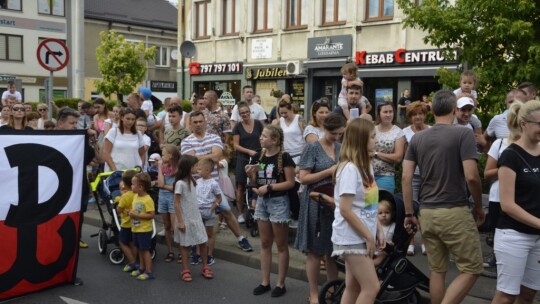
[355,48,458,67]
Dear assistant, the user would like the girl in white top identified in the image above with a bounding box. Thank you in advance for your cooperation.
[303,98,330,144]
[102,108,145,172]
[272,100,306,165]
[332,118,384,303]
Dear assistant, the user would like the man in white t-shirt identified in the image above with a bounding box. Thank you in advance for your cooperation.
[1,81,22,106]
[230,85,267,129]
[484,88,528,145]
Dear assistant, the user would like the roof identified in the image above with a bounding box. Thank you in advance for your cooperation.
[85,0,178,31]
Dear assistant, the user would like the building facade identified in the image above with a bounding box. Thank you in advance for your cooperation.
[178,0,458,118]
[0,0,178,103]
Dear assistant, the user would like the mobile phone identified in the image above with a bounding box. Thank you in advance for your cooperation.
[350,108,359,119]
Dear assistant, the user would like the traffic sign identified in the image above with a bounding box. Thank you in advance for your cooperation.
[36,38,70,72]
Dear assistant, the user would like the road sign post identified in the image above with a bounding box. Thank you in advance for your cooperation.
[36,38,70,119]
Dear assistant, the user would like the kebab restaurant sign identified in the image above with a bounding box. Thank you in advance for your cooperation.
[355,48,458,67]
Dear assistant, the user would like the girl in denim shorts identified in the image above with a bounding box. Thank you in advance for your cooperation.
[246,125,296,298]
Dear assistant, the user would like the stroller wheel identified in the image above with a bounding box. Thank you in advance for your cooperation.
[319,279,345,304]
[109,248,124,265]
[150,248,157,260]
[97,229,107,254]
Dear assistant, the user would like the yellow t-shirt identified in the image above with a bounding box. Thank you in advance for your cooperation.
[131,194,155,233]
[117,191,135,228]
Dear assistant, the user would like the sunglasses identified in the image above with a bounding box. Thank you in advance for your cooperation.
[38,108,48,112]
[12,107,25,112]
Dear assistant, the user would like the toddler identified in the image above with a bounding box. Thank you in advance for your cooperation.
[374,200,395,266]
[116,170,138,273]
[453,70,478,106]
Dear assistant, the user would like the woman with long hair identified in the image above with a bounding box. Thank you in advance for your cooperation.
[36,103,56,129]
[492,100,540,303]
[93,98,109,134]
[103,105,121,136]
[332,118,384,303]
[372,102,405,193]
[0,105,10,127]
[0,102,32,130]
[295,113,346,304]
[304,98,331,144]
[102,107,145,172]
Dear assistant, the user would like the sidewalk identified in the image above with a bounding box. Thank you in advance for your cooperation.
[84,202,499,303]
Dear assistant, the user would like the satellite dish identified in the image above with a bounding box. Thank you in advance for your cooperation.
[171,49,178,60]
[180,41,196,58]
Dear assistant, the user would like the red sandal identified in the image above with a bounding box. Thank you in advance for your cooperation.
[180,269,192,282]
[201,266,214,279]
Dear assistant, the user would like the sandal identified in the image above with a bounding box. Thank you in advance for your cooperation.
[181,269,192,282]
[201,266,214,279]
[177,254,182,264]
[164,252,174,263]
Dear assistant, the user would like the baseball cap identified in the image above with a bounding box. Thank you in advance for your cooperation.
[457,97,475,109]
[148,153,161,162]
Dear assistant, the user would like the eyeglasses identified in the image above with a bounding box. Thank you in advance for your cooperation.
[525,120,540,126]
[38,108,48,112]
[12,107,25,112]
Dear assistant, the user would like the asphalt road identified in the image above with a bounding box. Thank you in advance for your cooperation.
[3,224,309,304]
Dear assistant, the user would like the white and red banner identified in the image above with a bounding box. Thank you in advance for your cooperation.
[0,131,85,300]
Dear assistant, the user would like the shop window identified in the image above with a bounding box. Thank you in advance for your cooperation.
[322,0,346,25]
[194,80,241,103]
[222,0,239,35]
[366,0,394,21]
[0,34,23,61]
[286,0,307,29]
[195,0,211,39]
[38,0,65,16]
[254,0,273,32]
[155,46,169,67]
[39,89,67,103]
[0,0,21,11]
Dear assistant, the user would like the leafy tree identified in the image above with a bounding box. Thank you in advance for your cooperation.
[94,30,156,98]
[396,0,540,120]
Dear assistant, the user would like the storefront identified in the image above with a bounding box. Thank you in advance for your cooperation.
[189,61,243,103]
[355,48,459,112]
[305,35,353,116]
[245,65,306,117]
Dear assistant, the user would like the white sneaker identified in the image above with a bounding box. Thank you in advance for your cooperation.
[407,244,415,256]
[421,244,427,255]
[238,214,245,224]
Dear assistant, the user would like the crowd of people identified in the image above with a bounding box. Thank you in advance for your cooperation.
[1,65,539,303]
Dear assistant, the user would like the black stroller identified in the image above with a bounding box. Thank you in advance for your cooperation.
[90,170,157,265]
[319,190,430,304]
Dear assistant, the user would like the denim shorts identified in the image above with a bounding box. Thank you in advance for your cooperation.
[158,193,175,214]
[494,229,540,295]
[332,243,368,257]
[132,231,153,251]
[215,198,231,213]
[200,208,216,227]
[119,227,132,244]
[254,194,290,224]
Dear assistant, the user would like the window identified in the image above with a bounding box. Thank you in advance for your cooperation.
[366,0,394,21]
[195,0,211,39]
[38,0,65,16]
[222,0,239,35]
[286,0,307,29]
[254,0,273,32]
[0,0,21,11]
[155,46,169,67]
[322,0,346,25]
[0,34,23,61]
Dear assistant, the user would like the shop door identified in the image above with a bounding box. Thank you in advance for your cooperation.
[313,77,341,109]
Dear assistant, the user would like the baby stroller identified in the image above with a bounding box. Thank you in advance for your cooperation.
[319,190,430,304]
[90,169,157,265]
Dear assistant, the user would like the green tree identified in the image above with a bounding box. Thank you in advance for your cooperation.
[94,30,156,98]
[396,0,540,119]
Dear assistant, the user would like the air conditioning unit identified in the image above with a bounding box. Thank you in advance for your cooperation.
[286,60,303,75]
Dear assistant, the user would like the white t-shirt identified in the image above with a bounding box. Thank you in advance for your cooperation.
[487,138,509,203]
[2,90,22,102]
[453,88,478,99]
[332,162,379,245]
[195,177,222,209]
[141,100,155,126]
[486,112,510,139]
[231,102,267,122]
[104,127,144,172]
[280,114,304,160]
[142,133,151,172]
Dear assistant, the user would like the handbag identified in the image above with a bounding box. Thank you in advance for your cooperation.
[310,182,334,209]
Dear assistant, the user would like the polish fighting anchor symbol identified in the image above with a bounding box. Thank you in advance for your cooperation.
[0,144,76,293]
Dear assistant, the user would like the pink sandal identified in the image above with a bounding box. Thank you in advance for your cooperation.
[181,269,192,282]
[201,266,214,279]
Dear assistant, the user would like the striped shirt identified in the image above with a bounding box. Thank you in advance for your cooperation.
[180,132,223,181]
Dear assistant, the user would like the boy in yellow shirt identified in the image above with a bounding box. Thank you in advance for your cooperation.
[129,173,156,280]
[116,170,138,273]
